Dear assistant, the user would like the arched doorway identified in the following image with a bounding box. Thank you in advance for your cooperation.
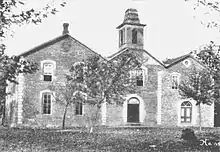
[127,97,139,123]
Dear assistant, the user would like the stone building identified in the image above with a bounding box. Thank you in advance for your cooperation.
[5,8,215,128]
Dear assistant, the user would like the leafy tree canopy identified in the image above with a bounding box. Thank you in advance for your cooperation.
[0,0,67,96]
[0,0,66,41]
[67,53,142,108]
[179,68,215,105]
[186,0,220,30]
[0,55,38,99]
[0,0,67,123]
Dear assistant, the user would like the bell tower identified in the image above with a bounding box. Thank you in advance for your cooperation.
[117,8,146,51]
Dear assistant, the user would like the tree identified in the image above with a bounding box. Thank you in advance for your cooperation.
[195,42,220,98]
[185,0,220,30]
[49,74,87,129]
[67,53,141,131]
[179,68,215,131]
[1,0,67,53]
[0,0,67,125]
[0,55,38,125]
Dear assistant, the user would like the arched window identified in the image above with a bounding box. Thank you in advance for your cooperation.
[40,90,54,115]
[181,101,192,123]
[132,29,137,44]
[42,92,52,114]
[128,97,140,104]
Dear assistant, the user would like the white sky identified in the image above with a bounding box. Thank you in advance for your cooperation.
[4,0,220,61]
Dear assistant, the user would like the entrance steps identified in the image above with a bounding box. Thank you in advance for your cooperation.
[126,123,142,126]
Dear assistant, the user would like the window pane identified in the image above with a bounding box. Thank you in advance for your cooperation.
[186,118,191,122]
[181,101,192,107]
[48,95,51,101]
[172,75,178,89]
[42,93,51,114]
[44,94,47,102]
[181,118,185,122]
[132,29,137,44]
[76,102,79,115]
[186,102,192,106]
[181,108,185,117]
[120,30,124,45]
[44,63,53,74]
[128,98,139,104]
[186,108,191,117]
[44,75,52,81]
[137,80,143,86]
[80,103,82,115]
[76,102,82,115]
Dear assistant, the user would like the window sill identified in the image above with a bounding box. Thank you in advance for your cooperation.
[42,113,52,116]
[179,122,193,127]
[75,114,84,116]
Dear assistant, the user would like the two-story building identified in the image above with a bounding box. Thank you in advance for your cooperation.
[5,8,215,128]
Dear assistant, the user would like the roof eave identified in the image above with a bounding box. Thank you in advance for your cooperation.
[18,34,69,57]
[116,23,146,29]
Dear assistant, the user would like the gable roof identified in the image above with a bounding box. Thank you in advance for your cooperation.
[107,48,166,67]
[164,52,208,69]
[163,54,191,65]
[18,34,104,59]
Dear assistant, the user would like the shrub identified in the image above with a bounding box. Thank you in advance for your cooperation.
[181,128,197,142]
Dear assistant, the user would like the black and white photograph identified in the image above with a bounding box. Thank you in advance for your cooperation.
[1,0,220,151]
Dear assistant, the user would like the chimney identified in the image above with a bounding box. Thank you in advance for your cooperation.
[62,23,69,35]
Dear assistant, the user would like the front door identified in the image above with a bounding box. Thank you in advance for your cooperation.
[127,98,139,123]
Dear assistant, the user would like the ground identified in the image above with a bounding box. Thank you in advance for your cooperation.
[0,127,220,152]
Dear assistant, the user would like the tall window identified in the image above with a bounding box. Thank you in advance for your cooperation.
[171,73,180,89]
[75,101,83,115]
[132,29,137,44]
[120,29,124,46]
[43,63,53,81]
[42,92,52,114]
[131,68,144,86]
[181,101,192,123]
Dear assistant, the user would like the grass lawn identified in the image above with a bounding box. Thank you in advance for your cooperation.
[0,127,220,152]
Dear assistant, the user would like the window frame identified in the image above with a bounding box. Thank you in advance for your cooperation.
[130,67,147,87]
[43,63,53,81]
[42,92,52,115]
[180,101,192,123]
[40,90,54,115]
[171,73,181,89]
[119,28,125,46]
[183,59,191,68]
[132,29,138,44]
[41,60,56,82]
[75,101,83,116]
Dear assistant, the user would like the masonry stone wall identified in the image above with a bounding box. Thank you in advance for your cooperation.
[161,57,214,127]
[105,51,163,126]
[106,104,124,126]
[19,36,99,128]
[200,104,214,127]
[8,35,215,128]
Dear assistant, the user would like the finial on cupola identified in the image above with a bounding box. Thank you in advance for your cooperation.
[123,8,140,24]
